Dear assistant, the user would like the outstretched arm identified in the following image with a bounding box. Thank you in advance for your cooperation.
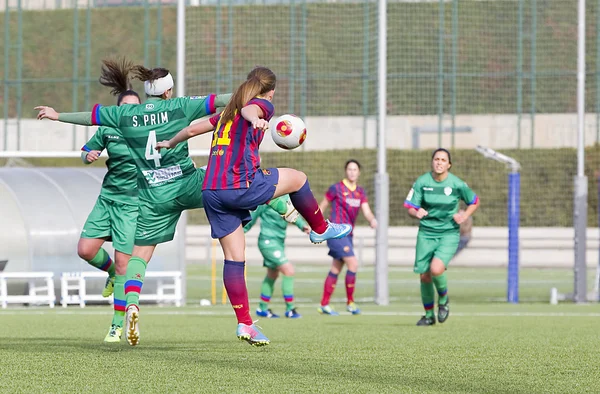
[35,106,93,126]
[155,119,215,151]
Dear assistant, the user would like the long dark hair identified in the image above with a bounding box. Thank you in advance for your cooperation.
[99,58,140,105]
[220,66,276,124]
[432,148,452,164]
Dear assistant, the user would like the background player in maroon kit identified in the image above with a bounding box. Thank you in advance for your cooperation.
[317,160,377,316]
[155,66,352,345]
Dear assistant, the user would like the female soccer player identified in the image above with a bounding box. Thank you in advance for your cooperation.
[317,160,377,316]
[35,61,242,346]
[404,148,479,326]
[154,66,352,346]
[244,194,310,319]
[78,58,141,343]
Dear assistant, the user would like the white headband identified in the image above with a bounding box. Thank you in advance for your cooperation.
[144,73,174,96]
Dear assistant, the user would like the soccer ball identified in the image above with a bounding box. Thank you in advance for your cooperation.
[271,114,307,150]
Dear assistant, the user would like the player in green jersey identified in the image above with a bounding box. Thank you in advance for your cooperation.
[35,61,296,346]
[404,148,479,326]
[244,195,310,319]
[78,59,141,343]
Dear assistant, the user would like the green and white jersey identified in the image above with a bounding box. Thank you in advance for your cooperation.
[244,195,308,243]
[91,95,220,203]
[404,172,478,235]
[83,126,138,205]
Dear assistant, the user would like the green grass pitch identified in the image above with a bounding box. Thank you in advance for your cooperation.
[1,265,599,393]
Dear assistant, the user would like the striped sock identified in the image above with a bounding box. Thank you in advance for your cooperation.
[112,274,126,327]
[320,271,338,307]
[259,276,276,311]
[421,281,435,318]
[281,275,294,311]
[125,257,147,309]
[87,248,115,277]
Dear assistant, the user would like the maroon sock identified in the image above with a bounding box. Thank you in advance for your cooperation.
[345,271,357,304]
[320,271,338,306]
[289,180,328,234]
[223,260,253,326]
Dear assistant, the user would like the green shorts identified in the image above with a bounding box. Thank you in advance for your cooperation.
[135,169,205,246]
[258,238,288,270]
[81,195,138,255]
[414,231,460,274]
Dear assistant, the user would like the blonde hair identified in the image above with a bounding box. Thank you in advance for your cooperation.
[220,66,276,124]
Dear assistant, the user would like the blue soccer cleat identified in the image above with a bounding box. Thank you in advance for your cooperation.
[346,302,361,315]
[284,308,302,319]
[236,322,270,347]
[309,220,352,244]
[317,305,339,316]
[256,308,280,318]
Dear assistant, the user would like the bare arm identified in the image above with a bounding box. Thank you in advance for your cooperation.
[454,201,479,225]
[361,202,377,228]
[241,104,269,130]
[405,205,428,219]
[319,197,330,216]
[155,119,215,151]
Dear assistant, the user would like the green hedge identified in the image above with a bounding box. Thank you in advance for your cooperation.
[5,147,600,227]
[1,1,599,117]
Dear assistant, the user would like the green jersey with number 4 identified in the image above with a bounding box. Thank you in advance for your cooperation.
[404,172,478,235]
[83,126,138,205]
[92,94,228,203]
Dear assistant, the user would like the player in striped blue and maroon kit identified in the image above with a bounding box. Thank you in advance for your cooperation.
[318,160,377,316]
[155,66,352,346]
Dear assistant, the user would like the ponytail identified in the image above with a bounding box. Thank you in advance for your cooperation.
[220,66,276,124]
[99,57,140,105]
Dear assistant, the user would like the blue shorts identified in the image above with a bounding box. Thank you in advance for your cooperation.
[203,168,279,239]
[327,235,354,260]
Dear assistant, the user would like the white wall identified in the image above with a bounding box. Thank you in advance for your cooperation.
[2,113,596,152]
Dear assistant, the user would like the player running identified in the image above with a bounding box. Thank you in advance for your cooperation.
[404,148,479,326]
[244,194,310,319]
[317,160,377,316]
[78,58,141,343]
[154,66,352,346]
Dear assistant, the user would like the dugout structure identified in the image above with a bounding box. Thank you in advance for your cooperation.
[0,167,186,302]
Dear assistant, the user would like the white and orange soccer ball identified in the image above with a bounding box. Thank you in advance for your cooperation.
[271,114,307,150]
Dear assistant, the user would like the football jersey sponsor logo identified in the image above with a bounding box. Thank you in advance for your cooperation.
[423,187,433,191]
[145,103,155,110]
[406,188,414,200]
[189,96,206,100]
[345,198,361,207]
[142,164,183,186]
[444,187,453,196]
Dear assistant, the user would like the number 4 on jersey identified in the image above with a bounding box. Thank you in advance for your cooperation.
[145,130,162,167]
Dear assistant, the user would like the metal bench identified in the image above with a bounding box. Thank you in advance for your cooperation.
[60,271,183,307]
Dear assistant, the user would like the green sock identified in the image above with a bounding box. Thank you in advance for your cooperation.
[87,248,115,277]
[125,257,147,308]
[259,276,276,311]
[281,275,295,311]
[420,281,435,318]
[432,273,448,305]
[112,275,126,327]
